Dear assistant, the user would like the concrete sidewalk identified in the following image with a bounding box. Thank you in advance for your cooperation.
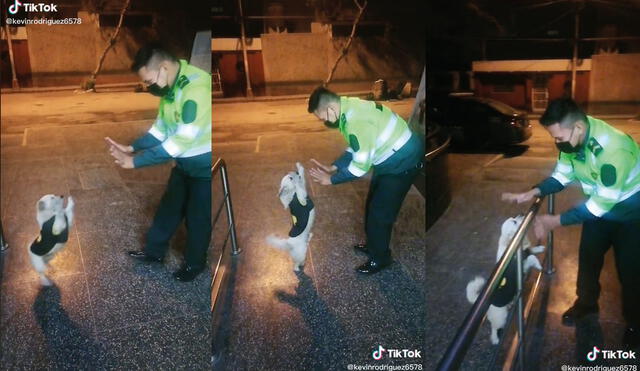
[0,91,158,135]
[1,112,211,368]
[212,99,426,369]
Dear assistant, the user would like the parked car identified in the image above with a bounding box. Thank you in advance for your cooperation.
[428,95,532,149]
[426,120,452,231]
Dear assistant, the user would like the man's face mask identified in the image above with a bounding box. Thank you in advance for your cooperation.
[555,125,580,153]
[323,107,339,128]
[148,67,170,97]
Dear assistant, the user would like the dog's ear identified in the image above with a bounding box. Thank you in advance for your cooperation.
[295,162,304,176]
[37,200,46,212]
[294,175,308,206]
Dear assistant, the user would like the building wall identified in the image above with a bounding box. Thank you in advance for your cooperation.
[589,53,640,102]
[260,32,329,95]
[260,31,422,95]
[24,11,153,86]
[217,51,266,97]
[20,1,206,87]
[546,71,590,103]
[1,40,32,87]
[474,71,590,111]
[328,37,421,82]
[26,12,100,75]
[474,73,528,110]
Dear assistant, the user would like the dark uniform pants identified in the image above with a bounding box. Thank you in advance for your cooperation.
[144,166,212,269]
[576,218,640,326]
[364,166,420,264]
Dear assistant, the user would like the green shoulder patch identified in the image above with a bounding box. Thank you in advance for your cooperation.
[182,100,198,124]
[587,137,603,157]
[177,75,190,89]
[601,164,617,187]
[349,134,360,152]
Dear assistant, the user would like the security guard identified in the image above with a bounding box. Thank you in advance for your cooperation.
[308,86,424,274]
[502,98,640,349]
[106,44,212,282]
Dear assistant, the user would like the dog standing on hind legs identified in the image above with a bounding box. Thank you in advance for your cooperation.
[28,194,75,286]
[465,215,545,345]
[266,162,315,272]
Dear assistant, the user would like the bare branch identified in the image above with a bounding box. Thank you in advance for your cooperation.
[324,0,368,87]
[83,0,131,92]
[467,0,505,36]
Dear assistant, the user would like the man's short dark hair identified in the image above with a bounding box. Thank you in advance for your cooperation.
[308,86,339,113]
[131,43,177,72]
[540,98,588,128]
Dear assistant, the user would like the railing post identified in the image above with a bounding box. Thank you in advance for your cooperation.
[516,242,525,370]
[0,221,8,252]
[545,193,555,275]
[220,163,240,255]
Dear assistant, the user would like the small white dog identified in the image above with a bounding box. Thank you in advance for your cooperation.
[266,162,315,272]
[466,215,545,345]
[29,194,75,286]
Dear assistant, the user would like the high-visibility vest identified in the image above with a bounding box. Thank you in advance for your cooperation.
[147,59,211,158]
[337,96,413,177]
[551,116,640,217]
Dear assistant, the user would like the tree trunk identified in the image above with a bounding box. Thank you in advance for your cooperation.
[3,24,20,89]
[324,0,367,87]
[83,0,131,91]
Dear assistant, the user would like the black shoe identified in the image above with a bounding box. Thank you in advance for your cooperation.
[623,326,640,349]
[562,302,599,326]
[356,259,391,274]
[128,250,163,263]
[353,243,370,255]
[173,266,204,282]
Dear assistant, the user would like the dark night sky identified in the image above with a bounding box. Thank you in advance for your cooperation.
[427,0,640,70]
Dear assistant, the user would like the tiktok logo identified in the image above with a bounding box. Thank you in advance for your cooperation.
[8,0,23,14]
[372,345,386,360]
[587,346,600,361]
[7,1,57,13]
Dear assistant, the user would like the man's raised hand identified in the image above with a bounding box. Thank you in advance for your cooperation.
[310,159,337,173]
[105,137,133,154]
[501,189,539,204]
[309,167,332,185]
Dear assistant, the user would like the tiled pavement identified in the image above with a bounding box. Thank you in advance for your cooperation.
[213,129,426,370]
[1,121,212,369]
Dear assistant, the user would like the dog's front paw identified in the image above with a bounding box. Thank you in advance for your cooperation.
[532,259,543,271]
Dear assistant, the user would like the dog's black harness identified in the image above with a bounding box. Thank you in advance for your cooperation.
[288,196,314,238]
[491,249,534,307]
[30,215,69,256]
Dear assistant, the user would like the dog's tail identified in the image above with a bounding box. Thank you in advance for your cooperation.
[466,276,486,304]
[266,234,290,251]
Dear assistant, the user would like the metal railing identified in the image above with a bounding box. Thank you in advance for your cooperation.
[211,157,240,365]
[1,221,8,252]
[425,125,452,163]
[437,194,555,370]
